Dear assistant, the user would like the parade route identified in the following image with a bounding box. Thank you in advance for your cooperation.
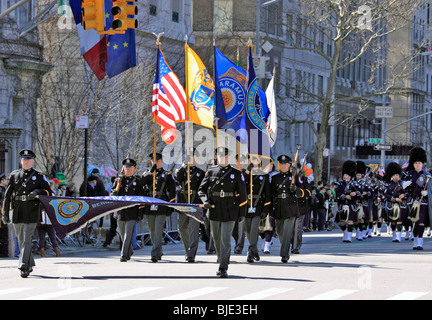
[0,230,431,301]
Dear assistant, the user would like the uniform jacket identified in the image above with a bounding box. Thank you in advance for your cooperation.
[142,168,176,216]
[174,165,205,204]
[111,174,146,221]
[198,164,247,222]
[335,180,361,208]
[270,171,307,219]
[244,168,271,218]
[295,175,312,215]
[2,168,52,223]
[405,169,430,204]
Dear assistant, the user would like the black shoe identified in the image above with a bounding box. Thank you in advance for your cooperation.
[151,257,158,262]
[187,257,195,263]
[291,249,300,254]
[247,254,254,263]
[253,252,260,261]
[281,257,289,263]
[120,257,128,262]
[20,270,30,278]
[217,269,228,278]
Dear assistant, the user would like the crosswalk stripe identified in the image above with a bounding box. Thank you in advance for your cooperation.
[233,288,294,300]
[22,287,96,300]
[387,292,428,300]
[0,288,32,296]
[159,287,227,300]
[308,289,357,300]
[92,287,162,300]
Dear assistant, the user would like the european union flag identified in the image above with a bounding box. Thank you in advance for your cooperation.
[104,0,137,78]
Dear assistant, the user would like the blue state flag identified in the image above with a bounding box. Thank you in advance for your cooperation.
[246,45,272,162]
[214,46,247,142]
[104,0,137,78]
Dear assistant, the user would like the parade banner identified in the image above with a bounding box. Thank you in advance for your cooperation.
[38,195,204,239]
[185,44,215,129]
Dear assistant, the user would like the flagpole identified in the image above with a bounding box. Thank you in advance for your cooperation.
[153,35,164,198]
[185,35,191,203]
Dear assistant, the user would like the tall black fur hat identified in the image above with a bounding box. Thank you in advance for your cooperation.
[342,160,357,178]
[406,147,427,171]
[356,161,367,175]
[384,162,402,183]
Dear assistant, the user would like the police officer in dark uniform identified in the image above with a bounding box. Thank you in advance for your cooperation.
[270,155,307,263]
[0,173,8,257]
[111,158,145,262]
[198,147,247,278]
[142,152,176,262]
[244,155,271,263]
[1,149,52,278]
[175,148,205,262]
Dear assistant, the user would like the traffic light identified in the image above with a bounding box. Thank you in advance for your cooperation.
[81,0,104,31]
[111,0,138,31]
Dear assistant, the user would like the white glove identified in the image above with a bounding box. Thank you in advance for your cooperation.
[421,190,428,197]
[402,181,412,189]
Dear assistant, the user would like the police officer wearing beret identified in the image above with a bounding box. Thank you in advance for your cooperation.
[142,152,176,262]
[271,155,307,263]
[1,149,52,278]
[111,158,145,262]
[198,147,247,278]
[174,148,205,262]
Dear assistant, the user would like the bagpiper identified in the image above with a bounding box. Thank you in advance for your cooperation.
[355,161,373,240]
[404,147,430,250]
[335,160,360,243]
[383,162,409,243]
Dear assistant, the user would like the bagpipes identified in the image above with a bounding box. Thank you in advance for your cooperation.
[409,175,430,223]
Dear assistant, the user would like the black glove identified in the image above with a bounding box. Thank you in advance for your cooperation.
[203,202,212,210]
[289,184,297,193]
[247,164,253,173]
[28,191,38,200]
[150,164,157,173]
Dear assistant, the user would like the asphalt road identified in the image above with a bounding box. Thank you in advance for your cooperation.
[1,229,431,302]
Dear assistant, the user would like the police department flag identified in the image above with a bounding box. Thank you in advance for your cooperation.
[246,45,272,162]
[39,195,204,239]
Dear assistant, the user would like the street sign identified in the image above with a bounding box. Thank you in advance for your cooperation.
[375,106,393,118]
[374,144,392,151]
[76,115,89,129]
[369,138,382,144]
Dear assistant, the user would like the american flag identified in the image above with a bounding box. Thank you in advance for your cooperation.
[152,45,186,143]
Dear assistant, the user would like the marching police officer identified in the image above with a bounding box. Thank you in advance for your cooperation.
[174,148,205,262]
[244,155,271,263]
[270,155,307,263]
[111,158,145,262]
[1,149,52,278]
[142,152,176,262]
[198,147,247,278]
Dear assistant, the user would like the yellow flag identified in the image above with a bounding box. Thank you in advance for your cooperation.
[185,44,215,129]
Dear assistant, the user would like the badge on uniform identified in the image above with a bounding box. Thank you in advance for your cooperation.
[150,204,159,211]
[248,207,256,213]
[230,174,235,179]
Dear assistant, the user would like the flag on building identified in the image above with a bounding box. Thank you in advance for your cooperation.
[185,45,215,129]
[152,44,187,144]
[266,70,277,147]
[70,0,108,80]
[214,46,247,141]
[39,195,204,239]
[104,0,137,78]
[245,45,272,161]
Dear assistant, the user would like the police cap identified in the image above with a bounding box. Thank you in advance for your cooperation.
[19,149,36,159]
[277,155,292,164]
[122,158,137,167]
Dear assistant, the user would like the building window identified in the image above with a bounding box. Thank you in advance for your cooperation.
[150,4,157,16]
[172,11,179,23]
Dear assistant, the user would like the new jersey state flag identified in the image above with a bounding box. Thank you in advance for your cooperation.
[185,45,215,129]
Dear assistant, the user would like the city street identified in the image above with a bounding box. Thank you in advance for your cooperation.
[1,230,431,302]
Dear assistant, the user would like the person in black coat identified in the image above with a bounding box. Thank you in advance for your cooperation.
[2,149,52,278]
[111,158,145,262]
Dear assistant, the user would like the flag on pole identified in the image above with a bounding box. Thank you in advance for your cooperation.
[214,46,247,141]
[152,44,187,144]
[266,70,277,147]
[245,45,272,161]
[185,45,215,129]
[70,0,108,80]
[104,0,137,78]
